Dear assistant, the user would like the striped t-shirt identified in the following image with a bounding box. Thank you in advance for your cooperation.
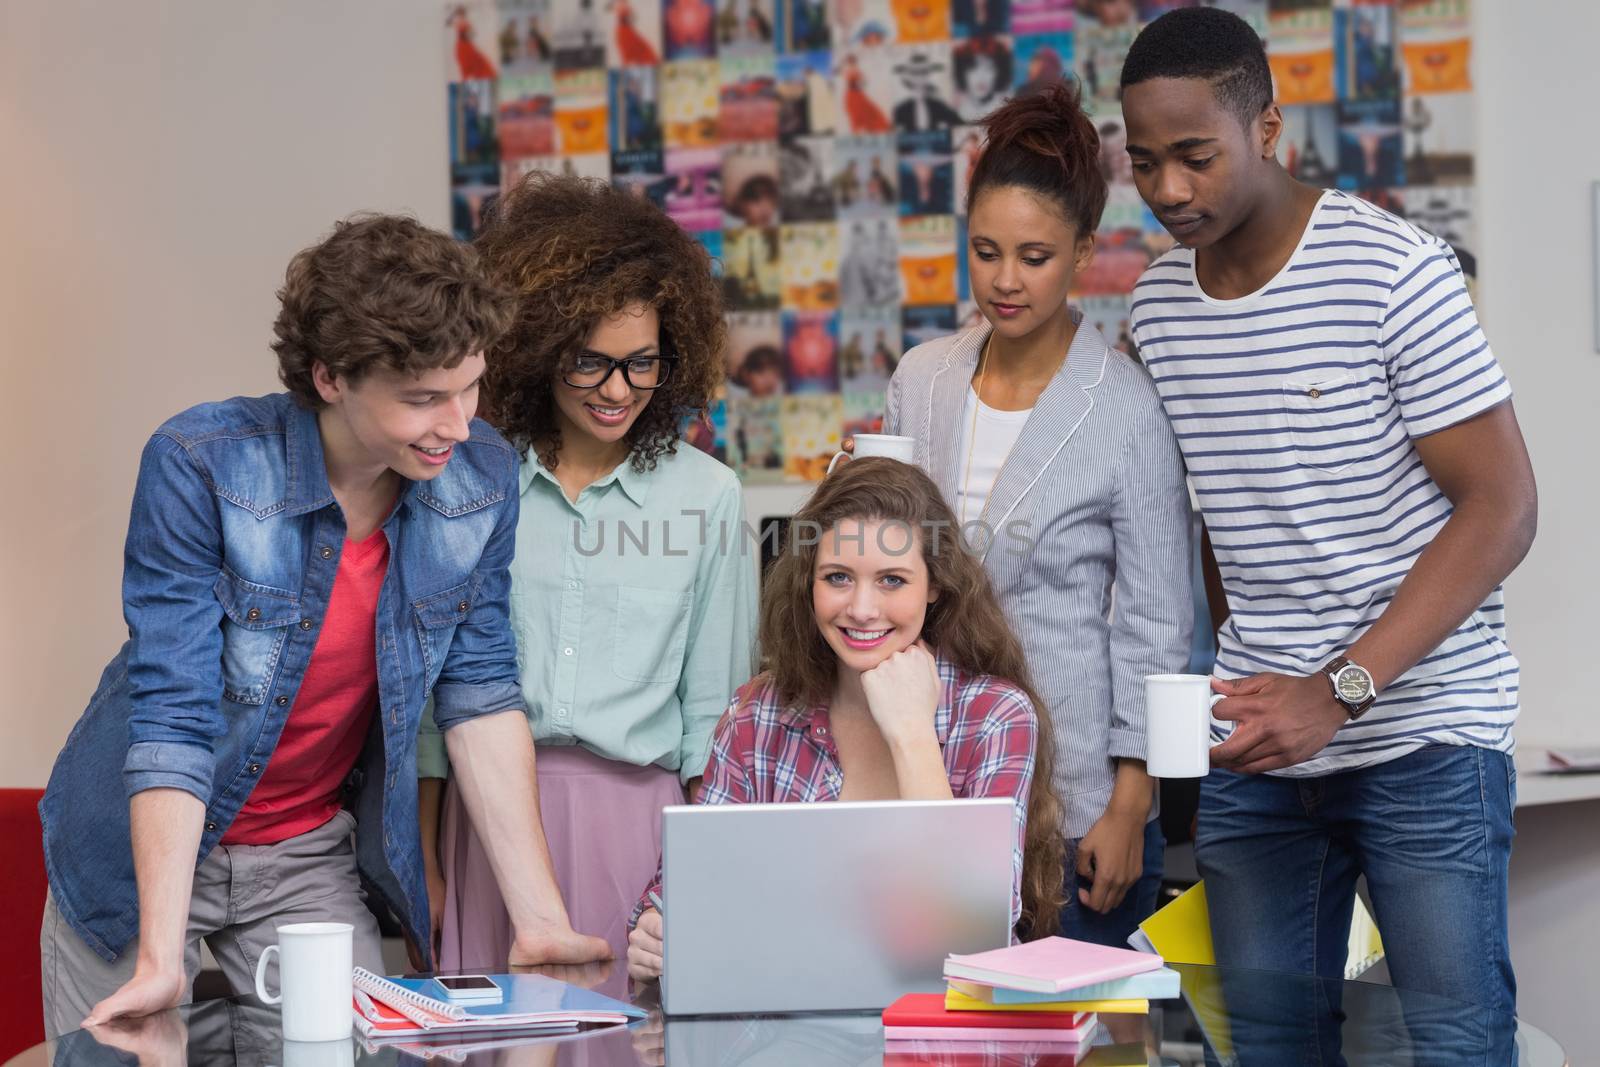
[1131,189,1517,777]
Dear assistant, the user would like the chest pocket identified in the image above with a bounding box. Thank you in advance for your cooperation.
[214,571,300,705]
[413,579,476,684]
[612,587,692,684]
[1282,373,1379,474]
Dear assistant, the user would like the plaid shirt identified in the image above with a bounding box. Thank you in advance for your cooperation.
[634,654,1039,928]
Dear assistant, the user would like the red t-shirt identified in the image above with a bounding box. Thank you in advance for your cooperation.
[222,528,388,846]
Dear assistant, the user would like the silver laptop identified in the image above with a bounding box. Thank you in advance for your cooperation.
[660,798,1015,1015]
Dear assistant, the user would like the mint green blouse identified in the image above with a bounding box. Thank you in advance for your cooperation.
[417,444,759,783]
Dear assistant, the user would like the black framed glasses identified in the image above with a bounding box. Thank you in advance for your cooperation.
[562,352,678,391]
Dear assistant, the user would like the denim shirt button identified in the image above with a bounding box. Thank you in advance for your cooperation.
[245,608,261,622]
[205,821,217,832]
[457,600,469,612]
[248,763,261,774]
[320,546,333,559]
[299,619,314,631]
[275,696,288,706]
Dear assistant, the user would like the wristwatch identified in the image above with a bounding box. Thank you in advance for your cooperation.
[1324,656,1376,720]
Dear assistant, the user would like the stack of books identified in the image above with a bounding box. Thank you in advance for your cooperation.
[881,937,1179,1060]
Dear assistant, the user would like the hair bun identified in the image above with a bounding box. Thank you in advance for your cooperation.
[966,79,1107,232]
[982,79,1100,161]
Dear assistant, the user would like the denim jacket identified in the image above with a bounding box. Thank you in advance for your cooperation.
[41,393,526,964]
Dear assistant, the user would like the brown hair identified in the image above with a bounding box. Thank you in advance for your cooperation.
[272,214,515,407]
[472,172,726,472]
[965,79,1108,236]
[759,458,1066,937]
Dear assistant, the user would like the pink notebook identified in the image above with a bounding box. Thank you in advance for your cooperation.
[884,1017,1096,1043]
[944,937,1164,994]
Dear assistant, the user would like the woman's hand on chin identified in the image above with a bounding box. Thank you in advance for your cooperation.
[859,641,941,745]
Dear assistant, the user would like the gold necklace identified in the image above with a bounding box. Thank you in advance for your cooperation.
[960,335,992,527]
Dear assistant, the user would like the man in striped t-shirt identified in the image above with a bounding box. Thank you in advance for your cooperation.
[1118,8,1537,1033]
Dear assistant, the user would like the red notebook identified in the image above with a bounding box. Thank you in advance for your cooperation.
[883,994,1089,1031]
[884,1047,1088,1066]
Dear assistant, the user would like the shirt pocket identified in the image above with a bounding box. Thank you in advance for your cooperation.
[413,579,477,684]
[612,587,692,684]
[213,570,300,705]
[1281,372,1378,474]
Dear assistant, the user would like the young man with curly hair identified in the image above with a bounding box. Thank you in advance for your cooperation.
[418,173,759,968]
[40,215,610,1037]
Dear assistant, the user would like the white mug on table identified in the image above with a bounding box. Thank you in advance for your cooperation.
[254,921,354,1041]
[827,433,916,474]
[1145,674,1224,778]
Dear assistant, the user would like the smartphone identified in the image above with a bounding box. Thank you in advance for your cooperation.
[432,974,504,1004]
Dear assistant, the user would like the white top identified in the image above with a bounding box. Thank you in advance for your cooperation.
[954,386,1032,526]
[1131,189,1516,777]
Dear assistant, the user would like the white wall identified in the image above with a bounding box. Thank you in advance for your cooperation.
[1474,2,1600,1051]
[1475,2,1600,753]
[0,0,451,789]
[1,0,1595,1048]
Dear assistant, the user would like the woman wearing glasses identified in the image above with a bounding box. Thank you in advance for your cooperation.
[417,172,758,968]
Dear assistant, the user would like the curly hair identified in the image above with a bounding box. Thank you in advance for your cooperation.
[272,214,515,408]
[759,458,1067,938]
[472,172,727,472]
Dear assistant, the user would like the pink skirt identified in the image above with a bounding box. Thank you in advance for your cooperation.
[436,743,685,970]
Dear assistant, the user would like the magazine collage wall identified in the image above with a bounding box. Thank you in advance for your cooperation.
[447,0,1477,484]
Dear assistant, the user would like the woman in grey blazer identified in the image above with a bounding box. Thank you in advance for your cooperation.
[885,83,1193,944]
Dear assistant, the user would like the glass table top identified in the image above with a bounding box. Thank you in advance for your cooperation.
[20,962,1567,1067]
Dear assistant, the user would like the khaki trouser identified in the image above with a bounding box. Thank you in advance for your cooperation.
[41,809,383,1039]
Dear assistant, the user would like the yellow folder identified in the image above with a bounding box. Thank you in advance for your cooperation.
[1136,881,1384,978]
[943,984,1149,1015]
[1134,882,1386,1062]
[1076,1044,1150,1067]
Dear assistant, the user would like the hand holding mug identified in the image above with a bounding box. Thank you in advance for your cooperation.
[827,433,916,474]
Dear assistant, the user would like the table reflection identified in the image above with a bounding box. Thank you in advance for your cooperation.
[38,961,1561,1067]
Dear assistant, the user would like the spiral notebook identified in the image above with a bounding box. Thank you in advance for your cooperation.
[351,968,645,1040]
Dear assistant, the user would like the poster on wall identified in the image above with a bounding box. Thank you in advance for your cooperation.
[447,0,1479,484]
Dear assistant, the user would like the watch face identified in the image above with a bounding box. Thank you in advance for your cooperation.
[1335,665,1372,703]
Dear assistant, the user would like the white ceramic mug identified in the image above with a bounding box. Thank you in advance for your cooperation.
[254,922,354,1041]
[826,433,917,474]
[1145,674,1225,778]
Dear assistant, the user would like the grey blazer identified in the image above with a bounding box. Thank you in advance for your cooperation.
[887,318,1193,837]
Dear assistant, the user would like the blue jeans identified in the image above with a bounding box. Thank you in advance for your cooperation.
[1195,744,1517,1066]
[1058,817,1165,947]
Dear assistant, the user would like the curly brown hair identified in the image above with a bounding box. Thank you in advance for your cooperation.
[759,458,1067,938]
[472,172,727,472]
[272,214,515,407]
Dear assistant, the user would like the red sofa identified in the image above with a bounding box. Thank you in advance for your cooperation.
[0,788,46,1060]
